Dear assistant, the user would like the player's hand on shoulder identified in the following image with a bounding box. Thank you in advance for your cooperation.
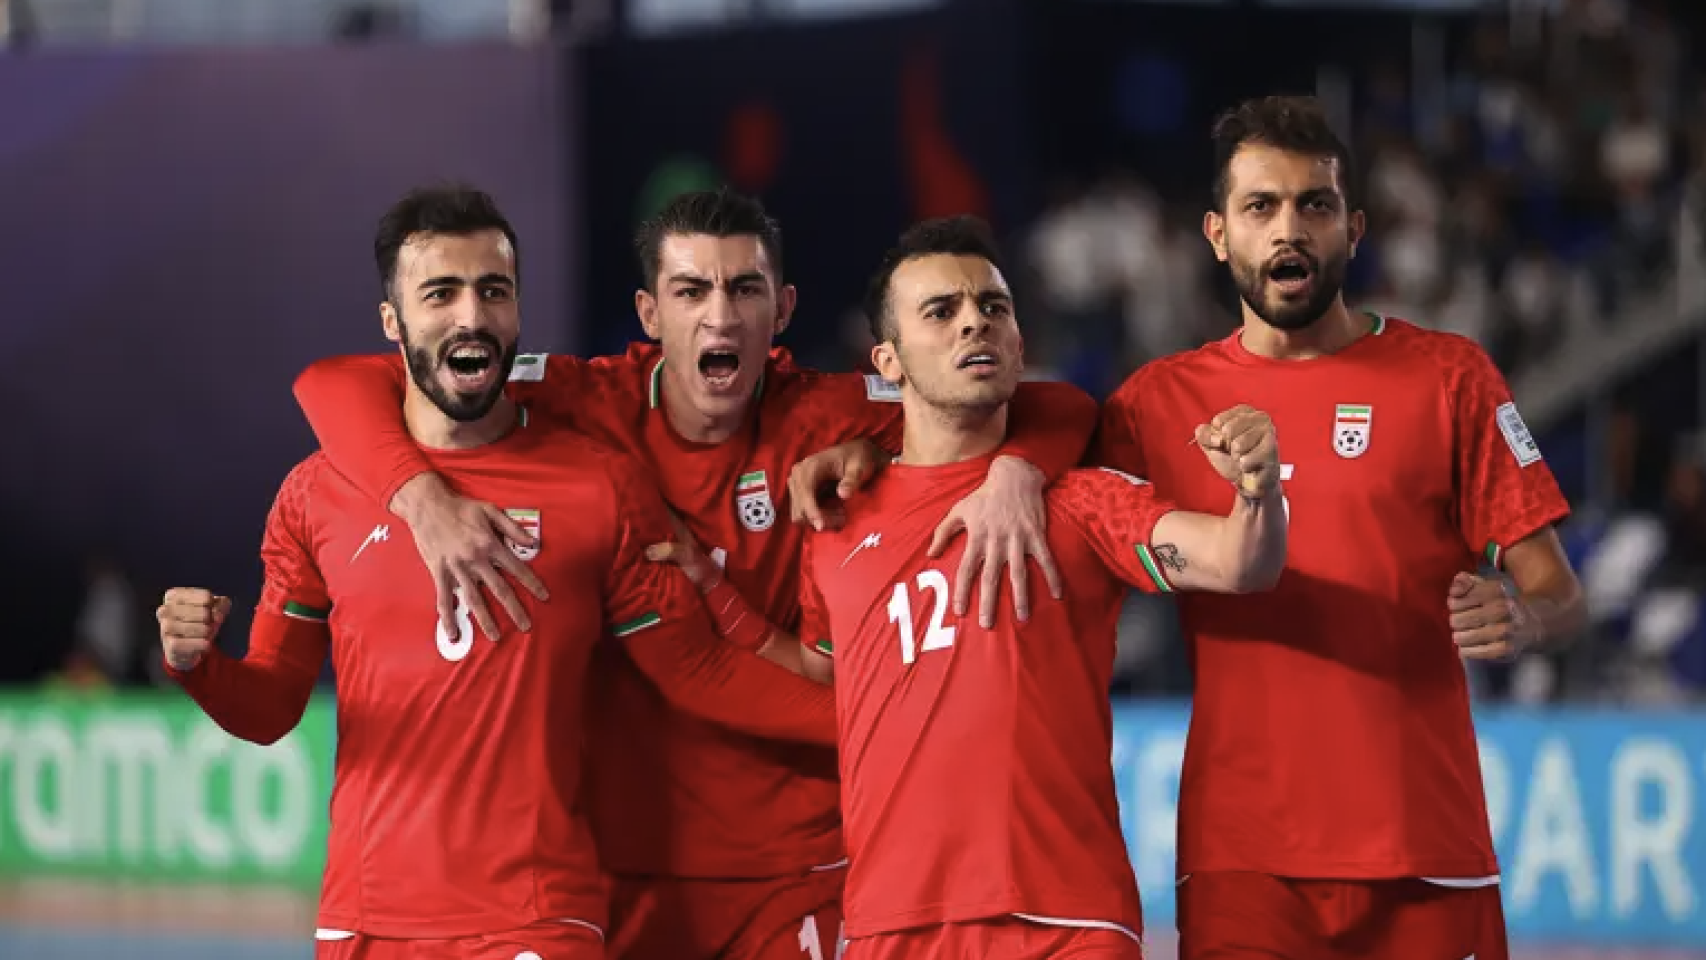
[1448,571,1540,661]
[929,456,1065,629]
[788,437,885,532]
[157,588,231,672]
[1194,405,1280,498]
[645,511,718,589]
[394,476,548,641]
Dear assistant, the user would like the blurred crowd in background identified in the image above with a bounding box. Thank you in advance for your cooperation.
[8,0,1706,709]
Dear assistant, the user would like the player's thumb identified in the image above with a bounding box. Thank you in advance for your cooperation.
[213,596,233,624]
[644,542,677,563]
[837,463,867,500]
[927,515,963,558]
[1449,571,1478,597]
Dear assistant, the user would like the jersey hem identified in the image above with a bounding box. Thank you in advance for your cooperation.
[315,902,607,940]
[1177,853,1499,879]
[844,898,1141,940]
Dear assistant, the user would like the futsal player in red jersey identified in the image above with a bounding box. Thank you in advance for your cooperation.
[155,186,836,960]
[1094,97,1587,960]
[790,216,1288,960]
[290,190,1095,960]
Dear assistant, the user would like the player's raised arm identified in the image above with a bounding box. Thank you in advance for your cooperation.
[1062,406,1288,595]
[292,353,550,644]
[607,457,837,745]
[1441,345,1584,659]
[160,460,333,745]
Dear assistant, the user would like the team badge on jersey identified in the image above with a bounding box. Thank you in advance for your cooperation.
[735,470,776,532]
[1333,404,1372,458]
[506,508,541,561]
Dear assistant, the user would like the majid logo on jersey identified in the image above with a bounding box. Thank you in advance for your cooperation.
[505,508,541,561]
[735,470,776,532]
[1333,403,1373,459]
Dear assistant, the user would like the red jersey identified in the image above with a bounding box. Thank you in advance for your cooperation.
[798,457,1178,940]
[171,417,835,938]
[295,344,1094,879]
[1095,315,1571,881]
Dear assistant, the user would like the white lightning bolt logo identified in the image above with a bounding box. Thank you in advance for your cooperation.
[351,524,390,564]
[840,532,882,568]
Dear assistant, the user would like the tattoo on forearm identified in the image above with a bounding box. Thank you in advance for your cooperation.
[1154,544,1186,573]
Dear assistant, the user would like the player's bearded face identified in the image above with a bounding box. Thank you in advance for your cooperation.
[399,313,519,423]
[1229,239,1348,331]
[881,254,1023,414]
[1217,145,1356,331]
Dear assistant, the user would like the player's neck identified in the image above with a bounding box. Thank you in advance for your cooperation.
[404,390,520,450]
[1239,299,1368,360]
[660,369,745,445]
[898,398,1008,466]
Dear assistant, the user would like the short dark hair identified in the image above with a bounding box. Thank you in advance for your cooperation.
[863,215,1005,342]
[374,184,519,300]
[633,188,784,292]
[1210,95,1357,212]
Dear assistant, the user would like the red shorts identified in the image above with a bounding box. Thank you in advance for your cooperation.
[314,919,604,960]
[1176,872,1509,960]
[608,867,844,960]
[847,917,1144,960]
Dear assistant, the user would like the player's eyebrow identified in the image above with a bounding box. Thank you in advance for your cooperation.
[666,271,767,288]
[918,288,1010,314]
[417,274,514,292]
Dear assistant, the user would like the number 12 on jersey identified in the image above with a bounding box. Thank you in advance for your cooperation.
[887,569,957,665]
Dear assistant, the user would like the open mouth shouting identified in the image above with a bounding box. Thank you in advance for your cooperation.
[1265,251,1318,299]
[441,336,501,393]
[697,343,743,393]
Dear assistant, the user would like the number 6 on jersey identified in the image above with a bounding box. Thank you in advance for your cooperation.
[888,569,957,665]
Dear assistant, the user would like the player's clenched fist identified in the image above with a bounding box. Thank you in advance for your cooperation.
[1194,405,1280,497]
[157,587,233,672]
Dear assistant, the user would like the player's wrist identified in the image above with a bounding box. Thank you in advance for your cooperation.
[388,472,450,522]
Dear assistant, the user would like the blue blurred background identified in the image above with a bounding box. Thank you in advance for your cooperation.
[2,0,1704,956]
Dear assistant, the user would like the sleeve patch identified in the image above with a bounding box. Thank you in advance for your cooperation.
[811,639,834,657]
[864,374,902,403]
[510,353,548,382]
[282,600,331,622]
[1134,544,1175,593]
[1495,401,1541,467]
[612,611,662,638]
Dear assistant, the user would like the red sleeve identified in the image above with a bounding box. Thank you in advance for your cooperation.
[1051,468,1180,594]
[600,455,836,745]
[702,576,778,651]
[788,373,907,453]
[799,536,834,659]
[292,352,589,508]
[999,380,1098,481]
[167,458,331,744]
[1091,370,1151,477]
[1445,344,1572,569]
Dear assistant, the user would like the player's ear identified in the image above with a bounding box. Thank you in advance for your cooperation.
[1202,211,1229,262]
[1347,208,1366,258]
[635,288,662,340]
[871,340,903,384]
[774,283,798,338]
[380,301,402,344]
